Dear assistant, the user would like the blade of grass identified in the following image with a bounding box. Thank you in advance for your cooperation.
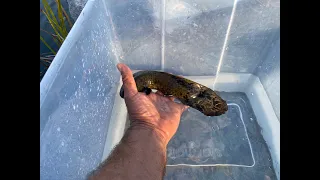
[42,0,59,30]
[41,52,54,56]
[56,0,67,36]
[40,28,62,47]
[56,33,65,42]
[61,5,73,29]
[40,36,56,55]
[45,55,56,58]
[42,10,65,41]
[41,9,64,43]
[40,59,50,68]
[41,59,54,64]
[42,0,67,38]
[40,0,72,77]
[40,56,54,61]
[40,55,54,66]
[40,59,53,62]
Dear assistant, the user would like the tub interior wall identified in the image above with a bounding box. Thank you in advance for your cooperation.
[253,36,280,121]
[104,0,279,75]
[40,1,121,179]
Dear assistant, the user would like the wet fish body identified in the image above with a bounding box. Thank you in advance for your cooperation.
[120,71,228,116]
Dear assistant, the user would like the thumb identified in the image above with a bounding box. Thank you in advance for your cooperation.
[178,104,189,113]
[117,63,138,98]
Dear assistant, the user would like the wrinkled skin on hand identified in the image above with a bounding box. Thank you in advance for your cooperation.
[117,63,188,145]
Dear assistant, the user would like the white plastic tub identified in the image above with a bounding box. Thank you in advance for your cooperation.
[102,73,279,176]
[40,0,279,179]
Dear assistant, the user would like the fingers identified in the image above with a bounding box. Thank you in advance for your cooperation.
[168,96,175,101]
[155,91,176,101]
[117,63,138,98]
[180,105,189,112]
[156,91,188,111]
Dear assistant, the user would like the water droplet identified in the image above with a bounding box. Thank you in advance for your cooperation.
[74,76,76,79]
[73,105,76,110]
[250,117,253,121]
[98,128,101,132]
[61,141,65,146]
[57,127,60,131]
[251,92,254,96]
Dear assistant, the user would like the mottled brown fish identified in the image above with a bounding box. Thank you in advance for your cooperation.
[120,71,228,116]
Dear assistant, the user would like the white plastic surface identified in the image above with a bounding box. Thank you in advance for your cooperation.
[166,103,256,167]
[246,76,280,179]
[40,0,122,179]
[101,74,279,179]
[40,0,279,179]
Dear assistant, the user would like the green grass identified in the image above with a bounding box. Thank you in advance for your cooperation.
[40,0,73,76]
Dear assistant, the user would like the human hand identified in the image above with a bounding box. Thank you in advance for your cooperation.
[117,63,188,146]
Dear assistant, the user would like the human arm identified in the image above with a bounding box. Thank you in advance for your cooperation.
[88,63,188,180]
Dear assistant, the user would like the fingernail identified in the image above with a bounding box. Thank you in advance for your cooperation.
[117,63,123,71]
